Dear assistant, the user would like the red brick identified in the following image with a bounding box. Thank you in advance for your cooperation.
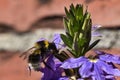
[0,0,120,32]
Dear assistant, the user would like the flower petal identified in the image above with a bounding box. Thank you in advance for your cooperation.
[79,61,93,78]
[41,68,53,80]
[53,34,62,49]
[92,25,101,31]
[93,63,105,80]
[105,75,115,80]
[100,54,120,64]
[95,51,120,64]
[61,57,87,69]
[92,32,102,37]
[59,77,69,80]
[53,34,61,43]
[40,62,62,80]
[96,60,120,76]
[46,55,56,70]
[91,25,102,37]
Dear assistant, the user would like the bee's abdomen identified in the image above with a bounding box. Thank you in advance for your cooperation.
[28,54,40,63]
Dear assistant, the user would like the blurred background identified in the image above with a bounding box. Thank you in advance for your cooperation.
[0,0,120,80]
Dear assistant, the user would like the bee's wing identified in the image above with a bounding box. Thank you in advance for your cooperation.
[19,47,35,60]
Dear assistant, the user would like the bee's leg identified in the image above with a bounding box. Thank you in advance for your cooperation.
[28,66,31,76]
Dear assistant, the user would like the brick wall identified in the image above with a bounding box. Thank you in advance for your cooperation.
[0,0,120,32]
[0,0,120,80]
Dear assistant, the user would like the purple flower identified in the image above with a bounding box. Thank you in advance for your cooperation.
[53,34,62,45]
[61,52,120,80]
[40,55,63,80]
[95,50,120,64]
[59,77,69,80]
[53,34,65,49]
[92,25,101,31]
[92,25,102,37]
[58,76,84,80]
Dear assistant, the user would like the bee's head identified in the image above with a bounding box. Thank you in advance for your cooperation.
[35,40,49,49]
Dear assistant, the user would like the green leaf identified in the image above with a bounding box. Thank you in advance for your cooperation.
[65,7,70,18]
[63,17,69,33]
[70,3,75,16]
[78,38,87,47]
[82,12,90,31]
[66,32,73,41]
[72,32,78,52]
[76,4,83,20]
[67,20,74,36]
[60,34,72,48]
[85,19,92,45]
[65,7,74,20]
[87,39,101,51]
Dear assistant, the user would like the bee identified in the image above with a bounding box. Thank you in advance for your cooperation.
[19,40,58,74]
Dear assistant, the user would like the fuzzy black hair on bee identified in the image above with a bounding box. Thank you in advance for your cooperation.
[19,40,58,75]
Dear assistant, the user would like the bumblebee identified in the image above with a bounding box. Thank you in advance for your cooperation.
[20,40,58,73]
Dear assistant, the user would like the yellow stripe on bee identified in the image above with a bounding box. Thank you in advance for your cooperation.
[44,40,49,48]
[35,43,41,49]
[34,49,41,54]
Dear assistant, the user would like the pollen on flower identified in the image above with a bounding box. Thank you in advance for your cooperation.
[89,58,98,63]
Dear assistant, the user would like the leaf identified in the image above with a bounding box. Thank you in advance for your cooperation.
[65,7,71,19]
[81,12,90,31]
[66,32,73,41]
[63,17,69,32]
[67,20,74,36]
[70,3,75,16]
[60,34,72,48]
[87,39,101,51]
[76,4,83,20]
[72,32,78,53]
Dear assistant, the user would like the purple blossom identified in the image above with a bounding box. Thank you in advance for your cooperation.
[58,76,84,80]
[95,50,120,64]
[40,55,63,80]
[92,32,101,37]
[92,25,101,31]
[58,77,69,80]
[53,33,65,49]
[53,34,62,45]
[61,52,120,80]
[92,25,102,37]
